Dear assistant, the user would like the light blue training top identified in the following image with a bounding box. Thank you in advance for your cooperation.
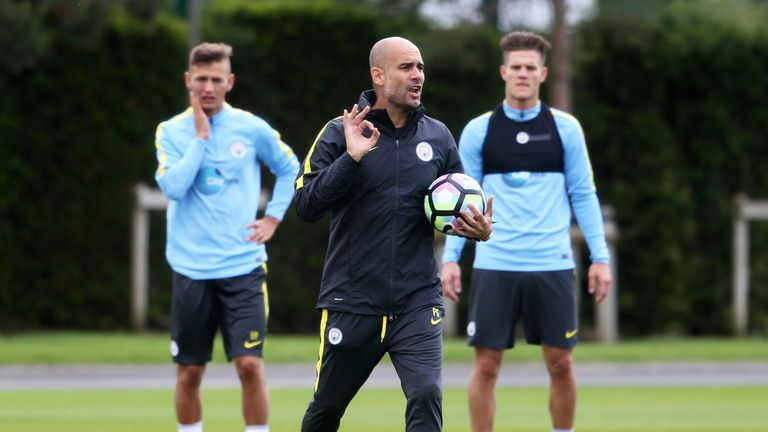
[442,101,609,271]
[155,103,299,279]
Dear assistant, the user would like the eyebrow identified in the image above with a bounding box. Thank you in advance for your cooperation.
[399,60,424,68]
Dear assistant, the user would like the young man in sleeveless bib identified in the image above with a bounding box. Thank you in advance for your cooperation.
[440,31,612,432]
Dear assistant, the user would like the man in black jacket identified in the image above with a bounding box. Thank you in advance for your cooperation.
[294,37,494,431]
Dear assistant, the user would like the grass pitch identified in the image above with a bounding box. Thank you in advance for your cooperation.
[1,333,766,431]
[2,332,768,363]
[0,386,766,431]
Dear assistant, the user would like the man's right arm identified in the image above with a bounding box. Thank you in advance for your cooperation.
[294,119,359,222]
[154,121,206,201]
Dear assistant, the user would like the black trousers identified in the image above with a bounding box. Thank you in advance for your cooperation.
[302,304,444,431]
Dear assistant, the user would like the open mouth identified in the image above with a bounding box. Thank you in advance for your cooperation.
[408,85,422,98]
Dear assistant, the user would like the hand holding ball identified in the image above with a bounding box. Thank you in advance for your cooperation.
[424,173,486,236]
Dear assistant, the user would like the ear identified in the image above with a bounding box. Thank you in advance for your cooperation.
[184,71,192,90]
[540,65,548,83]
[226,73,236,92]
[371,67,385,86]
[499,63,506,81]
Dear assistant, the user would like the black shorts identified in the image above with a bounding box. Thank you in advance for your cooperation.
[467,269,577,349]
[170,265,269,364]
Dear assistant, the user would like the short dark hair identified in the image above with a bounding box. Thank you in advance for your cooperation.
[188,42,233,68]
[499,31,552,63]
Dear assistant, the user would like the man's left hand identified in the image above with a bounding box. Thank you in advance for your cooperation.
[246,216,280,244]
[587,262,612,304]
[453,196,494,242]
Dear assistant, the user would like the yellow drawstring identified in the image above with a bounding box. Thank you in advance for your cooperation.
[380,316,387,342]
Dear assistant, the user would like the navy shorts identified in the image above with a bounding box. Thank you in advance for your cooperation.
[467,269,578,349]
[170,264,268,364]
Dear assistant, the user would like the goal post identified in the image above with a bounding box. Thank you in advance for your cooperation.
[131,183,168,330]
[732,194,768,336]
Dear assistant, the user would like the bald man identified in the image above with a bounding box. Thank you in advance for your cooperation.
[294,37,494,431]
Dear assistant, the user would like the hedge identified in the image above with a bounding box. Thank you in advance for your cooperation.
[2,2,767,336]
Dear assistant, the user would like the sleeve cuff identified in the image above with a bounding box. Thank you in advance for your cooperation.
[441,249,461,264]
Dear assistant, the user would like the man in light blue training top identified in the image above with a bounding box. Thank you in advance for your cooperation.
[440,31,612,432]
[154,42,299,432]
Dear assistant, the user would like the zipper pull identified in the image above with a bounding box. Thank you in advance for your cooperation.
[388,313,394,321]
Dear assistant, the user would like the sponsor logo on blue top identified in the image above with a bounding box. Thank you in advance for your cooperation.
[502,171,530,187]
[195,167,238,195]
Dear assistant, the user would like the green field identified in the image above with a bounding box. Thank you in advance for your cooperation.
[0,386,766,431]
[2,332,768,363]
[1,333,766,431]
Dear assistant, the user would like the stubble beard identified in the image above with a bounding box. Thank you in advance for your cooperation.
[386,87,419,113]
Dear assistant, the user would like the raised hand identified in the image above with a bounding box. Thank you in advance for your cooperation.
[190,91,210,140]
[343,104,380,162]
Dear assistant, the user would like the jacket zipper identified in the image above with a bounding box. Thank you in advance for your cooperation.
[389,138,400,318]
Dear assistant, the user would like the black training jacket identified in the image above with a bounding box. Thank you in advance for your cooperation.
[294,90,463,316]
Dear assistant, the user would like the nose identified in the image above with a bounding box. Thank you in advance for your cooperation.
[410,68,424,82]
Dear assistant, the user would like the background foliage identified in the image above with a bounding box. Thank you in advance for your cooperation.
[1,0,767,336]
[573,9,768,335]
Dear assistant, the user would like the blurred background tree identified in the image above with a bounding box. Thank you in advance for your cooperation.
[2,0,768,337]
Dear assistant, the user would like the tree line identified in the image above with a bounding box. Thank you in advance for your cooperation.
[1,1,767,336]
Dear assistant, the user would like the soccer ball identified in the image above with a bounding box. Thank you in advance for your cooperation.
[424,173,486,235]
